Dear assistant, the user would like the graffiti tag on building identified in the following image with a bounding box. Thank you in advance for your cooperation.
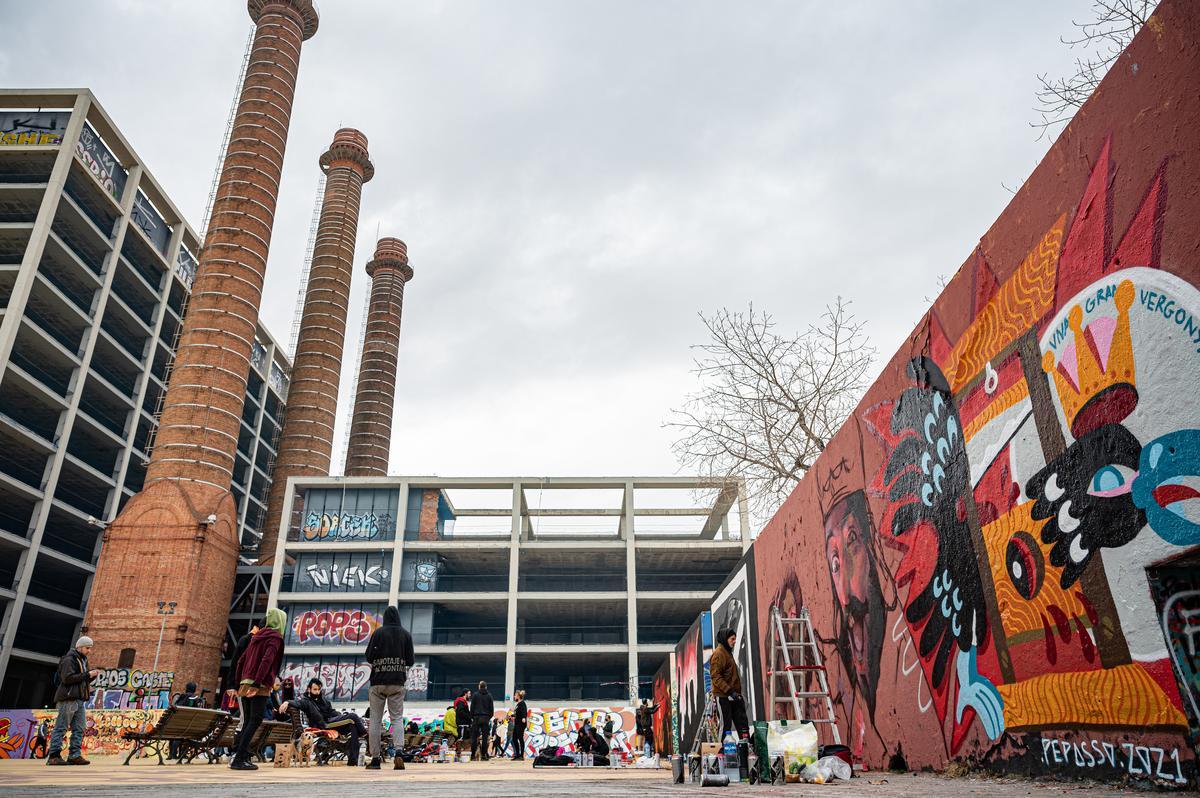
[302,511,383,542]
[88,669,174,709]
[292,608,382,645]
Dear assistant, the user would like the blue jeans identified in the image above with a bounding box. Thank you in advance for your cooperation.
[50,700,87,759]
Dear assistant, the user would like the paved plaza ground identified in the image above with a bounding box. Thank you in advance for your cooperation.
[0,757,1151,797]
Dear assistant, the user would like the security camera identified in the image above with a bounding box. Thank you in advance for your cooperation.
[205,513,218,525]
[86,516,107,529]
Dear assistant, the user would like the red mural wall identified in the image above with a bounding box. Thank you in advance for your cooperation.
[750,0,1199,786]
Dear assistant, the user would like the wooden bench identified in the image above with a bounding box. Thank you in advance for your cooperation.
[120,706,232,765]
[250,718,294,762]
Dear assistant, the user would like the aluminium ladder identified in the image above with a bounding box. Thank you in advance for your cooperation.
[766,605,841,744]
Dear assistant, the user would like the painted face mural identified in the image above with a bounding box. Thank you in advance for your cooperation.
[823,491,886,719]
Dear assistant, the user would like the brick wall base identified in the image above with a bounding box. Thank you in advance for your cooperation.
[82,480,240,694]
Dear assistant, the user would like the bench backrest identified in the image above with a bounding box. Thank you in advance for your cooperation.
[147,706,230,741]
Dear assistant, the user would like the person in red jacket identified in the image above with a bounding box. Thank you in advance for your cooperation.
[230,607,286,771]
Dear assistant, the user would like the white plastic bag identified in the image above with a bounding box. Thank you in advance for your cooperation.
[767,721,817,781]
[816,755,852,781]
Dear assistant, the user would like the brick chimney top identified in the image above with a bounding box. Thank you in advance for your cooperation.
[320,127,374,182]
[366,237,413,279]
[247,0,319,40]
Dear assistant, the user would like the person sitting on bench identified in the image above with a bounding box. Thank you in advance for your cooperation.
[282,678,366,766]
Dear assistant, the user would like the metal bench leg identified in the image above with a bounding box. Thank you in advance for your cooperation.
[123,740,143,766]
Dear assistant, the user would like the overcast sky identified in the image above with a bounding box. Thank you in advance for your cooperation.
[1,1,1096,491]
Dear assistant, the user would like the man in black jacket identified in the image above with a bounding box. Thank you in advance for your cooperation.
[363,606,414,770]
[47,636,98,766]
[282,679,367,766]
[511,690,528,760]
[469,681,494,761]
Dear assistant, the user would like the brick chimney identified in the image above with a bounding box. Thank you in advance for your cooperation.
[83,0,319,693]
[259,129,374,564]
[344,238,413,476]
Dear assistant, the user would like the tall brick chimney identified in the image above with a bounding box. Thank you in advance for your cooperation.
[259,129,374,564]
[83,0,318,692]
[344,238,413,476]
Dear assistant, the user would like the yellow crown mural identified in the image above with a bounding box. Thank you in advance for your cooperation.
[1041,279,1138,438]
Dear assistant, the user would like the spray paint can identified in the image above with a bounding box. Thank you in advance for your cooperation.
[701,772,730,786]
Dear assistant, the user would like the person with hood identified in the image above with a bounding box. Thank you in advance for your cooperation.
[230,607,286,771]
[511,690,528,760]
[364,605,414,770]
[453,688,472,753]
[46,635,98,766]
[283,678,367,766]
[469,680,494,760]
[710,627,749,740]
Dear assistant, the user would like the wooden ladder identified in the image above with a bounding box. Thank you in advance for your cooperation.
[766,604,841,744]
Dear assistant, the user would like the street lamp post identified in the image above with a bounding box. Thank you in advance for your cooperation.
[153,601,177,673]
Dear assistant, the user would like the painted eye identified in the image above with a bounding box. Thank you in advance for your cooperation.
[1088,464,1136,497]
[1006,531,1044,601]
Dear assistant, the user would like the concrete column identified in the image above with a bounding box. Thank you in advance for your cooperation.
[83,0,319,693]
[344,238,412,476]
[504,481,521,701]
[624,480,639,704]
[260,128,374,563]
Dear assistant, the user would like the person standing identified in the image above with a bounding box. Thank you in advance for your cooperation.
[230,608,286,771]
[46,636,98,766]
[454,688,472,754]
[469,681,494,761]
[710,627,750,741]
[511,690,528,761]
[364,606,414,770]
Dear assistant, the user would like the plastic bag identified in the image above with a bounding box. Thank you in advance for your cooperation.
[799,755,853,783]
[816,755,852,781]
[769,721,817,782]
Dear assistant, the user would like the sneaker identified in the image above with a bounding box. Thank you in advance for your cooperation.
[46,755,67,766]
[394,757,405,770]
[230,759,258,771]
[66,756,90,765]
[366,757,381,770]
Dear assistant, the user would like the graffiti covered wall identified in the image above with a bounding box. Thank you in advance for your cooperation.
[748,0,1200,786]
[0,709,160,758]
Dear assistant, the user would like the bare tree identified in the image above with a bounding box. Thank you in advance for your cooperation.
[668,300,874,518]
[1033,0,1155,136]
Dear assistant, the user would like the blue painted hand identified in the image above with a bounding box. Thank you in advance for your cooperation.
[955,647,1005,740]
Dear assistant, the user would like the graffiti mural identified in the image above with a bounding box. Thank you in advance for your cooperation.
[88,668,174,710]
[1148,558,1200,753]
[674,611,713,753]
[0,710,161,758]
[75,123,126,202]
[0,710,35,758]
[522,707,637,756]
[290,607,382,646]
[400,554,442,592]
[651,654,676,756]
[302,511,386,542]
[293,552,392,593]
[0,111,68,147]
[711,551,761,721]
[743,3,1200,784]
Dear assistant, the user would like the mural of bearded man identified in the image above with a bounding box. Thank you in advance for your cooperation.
[823,490,886,734]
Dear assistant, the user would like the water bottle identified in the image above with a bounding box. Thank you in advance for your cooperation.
[643,742,651,759]
[439,738,448,763]
[722,732,737,773]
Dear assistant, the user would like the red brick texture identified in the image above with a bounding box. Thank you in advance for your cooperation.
[418,488,441,541]
[260,128,373,564]
[344,238,413,477]
[84,0,317,691]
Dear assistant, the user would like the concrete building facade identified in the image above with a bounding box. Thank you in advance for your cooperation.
[267,475,749,709]
[259,128,373,563]
[0,89,292,707]
[83,0,319,694]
